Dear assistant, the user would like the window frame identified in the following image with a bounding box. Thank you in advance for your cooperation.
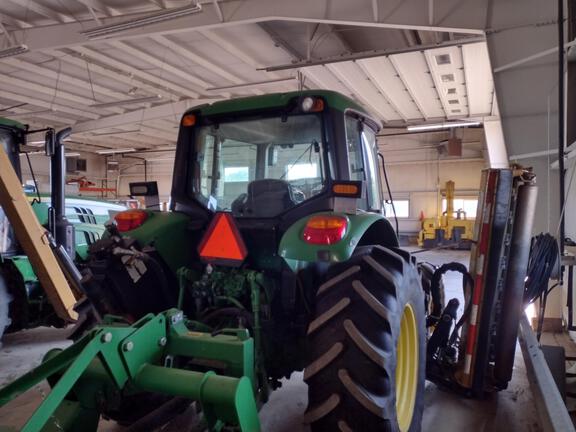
[384,199,410,218]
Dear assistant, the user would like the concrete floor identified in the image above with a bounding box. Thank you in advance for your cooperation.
[0,250,542,431]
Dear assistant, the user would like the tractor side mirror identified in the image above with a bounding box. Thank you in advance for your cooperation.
[44,129,55,157]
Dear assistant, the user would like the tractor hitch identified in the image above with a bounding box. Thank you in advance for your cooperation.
[0,309,260,432]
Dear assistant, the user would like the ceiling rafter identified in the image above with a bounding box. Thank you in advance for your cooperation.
[3,0,74,23]
[1,56,132,102]
[150,35,243,85]
[0,88,100,120]
[0,12,32,29]
[71,43,200,98]
[48,47,178,101]
[0,73,124,116]
[2,108,76,126]
[198,29,270,72]
[109,40,214,92]
[73,0,121,17]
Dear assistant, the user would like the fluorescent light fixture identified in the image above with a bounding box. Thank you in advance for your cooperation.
[92,129,140,136]
[65,152,81,157]
[107,161,119,165]
[19,151,43,156]
[91,95,162,109]
[96,148,136,155]
[81,4,202,39]
[406,121,481,132]
[207,78,296,92]
[0,44,29,59]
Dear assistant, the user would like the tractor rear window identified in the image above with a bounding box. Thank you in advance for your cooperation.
[191,114,325,217]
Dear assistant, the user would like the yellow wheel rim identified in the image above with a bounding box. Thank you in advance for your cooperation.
[395,303,418,432]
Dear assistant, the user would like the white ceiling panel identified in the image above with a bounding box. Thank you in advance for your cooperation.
[389,52,446,120]
[358,56,424,121]
[327,61,401,121]
[424,46,469,118]
[462,42,494,116]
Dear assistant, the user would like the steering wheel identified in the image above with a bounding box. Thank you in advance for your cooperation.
[290,186,306,203]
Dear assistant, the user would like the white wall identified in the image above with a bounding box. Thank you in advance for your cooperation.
[378,128,488,236]
[116,159,173,203]
[383,159,486,234]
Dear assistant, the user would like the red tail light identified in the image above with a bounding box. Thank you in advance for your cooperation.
[303,215,347,245]
[114,210,148,232]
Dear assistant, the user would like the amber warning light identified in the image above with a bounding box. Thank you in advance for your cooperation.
[198,212,247,266]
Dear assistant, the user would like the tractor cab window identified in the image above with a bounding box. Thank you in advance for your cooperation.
[345,115,382,211]
[193,114,325,217]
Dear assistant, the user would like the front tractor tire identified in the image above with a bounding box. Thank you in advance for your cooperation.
[305,246,425,432]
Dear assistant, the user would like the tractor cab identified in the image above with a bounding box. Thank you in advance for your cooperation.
[171,91,385,221]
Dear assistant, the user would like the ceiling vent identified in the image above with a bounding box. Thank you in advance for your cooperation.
[435,54,451,65]
[447,88,457,94]
[441,74,455,82]
[448,99,459,105]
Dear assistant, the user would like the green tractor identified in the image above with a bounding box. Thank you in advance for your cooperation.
[82,90,426,431]
[0,118,125,339]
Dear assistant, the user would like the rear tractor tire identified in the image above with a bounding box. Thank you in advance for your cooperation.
[305,246,425,432]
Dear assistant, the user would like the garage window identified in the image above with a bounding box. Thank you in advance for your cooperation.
[224,166,249,182]
[384,199,410,218]
[285,163,318,181]
[442,198,478,218]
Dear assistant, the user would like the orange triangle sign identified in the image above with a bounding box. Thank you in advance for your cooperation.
[198,213,247,266]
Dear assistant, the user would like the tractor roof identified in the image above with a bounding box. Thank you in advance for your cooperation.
[186,90,375,122]
[0,117,25,130]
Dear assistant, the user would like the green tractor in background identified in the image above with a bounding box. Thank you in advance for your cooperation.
[83,91,426,431]
[0,118,125,339]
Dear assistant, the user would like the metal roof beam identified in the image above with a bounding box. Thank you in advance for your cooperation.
[7,0,485,52]
[263,36,484,71]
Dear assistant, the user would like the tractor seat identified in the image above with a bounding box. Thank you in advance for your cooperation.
[233,179,295,217]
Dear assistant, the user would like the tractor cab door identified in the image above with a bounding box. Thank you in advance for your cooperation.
[344,114,383,213]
